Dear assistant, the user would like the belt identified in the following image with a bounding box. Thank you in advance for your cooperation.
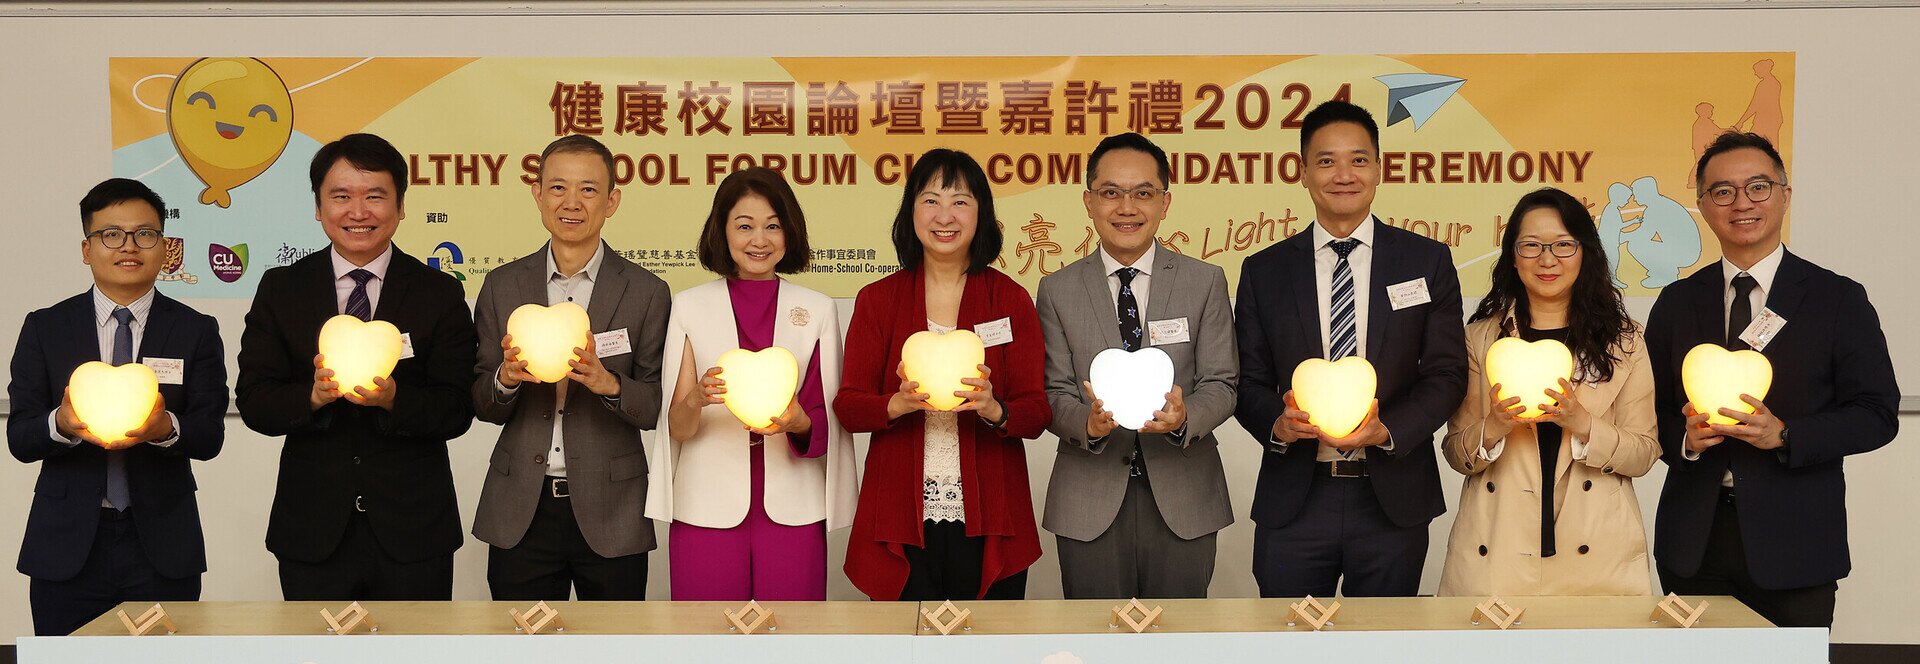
[354,495,366,512]
[1718,486,1737,504]
[1318,459,1369,478]
[100,506,133,522]
[548,476,570,499]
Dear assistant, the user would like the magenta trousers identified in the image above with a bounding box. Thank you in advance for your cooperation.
[668,449,827,601]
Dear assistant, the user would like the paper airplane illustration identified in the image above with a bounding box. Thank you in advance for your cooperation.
[1375,73,1467,130]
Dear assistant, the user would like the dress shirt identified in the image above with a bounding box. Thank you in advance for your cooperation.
[494,243,605,477]
[330,245,394,316]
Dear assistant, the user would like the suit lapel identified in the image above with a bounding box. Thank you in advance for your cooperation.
[309,249,342,330]
[1364,217,1391,361]
[1756,251,1811,362]
[1079,254,1123,349]
[1144,247,1177,325]
[374,248,416,326]
[1284,233,1323,358]
[587,243,628,334]
[138,293,176,363]
[64,292,102,364]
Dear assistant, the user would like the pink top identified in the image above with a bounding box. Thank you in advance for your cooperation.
[727,278,828,457]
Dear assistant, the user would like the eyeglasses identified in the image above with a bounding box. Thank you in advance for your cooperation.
[1704,180,1786,206]
[1090,186,1168,202]
[87,228,164,249]
[1515,240,1580,259]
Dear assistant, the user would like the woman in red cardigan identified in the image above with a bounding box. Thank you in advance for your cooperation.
[835,149,1052,601]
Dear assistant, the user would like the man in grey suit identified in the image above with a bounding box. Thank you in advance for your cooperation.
[470,135,670,600]
[1038,133,1238,599]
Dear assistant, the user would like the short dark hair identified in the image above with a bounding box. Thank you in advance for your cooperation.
[309,133,409,204]
[891,149,1003,274]
[540,134,618,184]
[1299,100,1381,155]
[1694,131,1787,190]
[1086,132,1171,188]
[697,167,812,278]
[79,178,167,234]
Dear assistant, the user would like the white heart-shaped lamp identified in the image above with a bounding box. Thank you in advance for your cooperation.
[318,315,403,394]
[1682,344,1772,426]
[1089,347,1174,430]
[902,329,986,411]
[68,361,160,445]
[1486,337,1575,419]
[715,347,800,429]
[508,302,591,383]
[1291,356,1377,438]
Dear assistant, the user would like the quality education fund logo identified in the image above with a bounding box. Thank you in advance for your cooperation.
[208,243,248,283]
[427,241,467,281]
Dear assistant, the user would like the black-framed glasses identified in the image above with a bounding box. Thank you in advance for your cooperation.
[87,228,164,249]
[1704,180,1786,206]
[1090,186,1168,202]
[1515,240,1580,259]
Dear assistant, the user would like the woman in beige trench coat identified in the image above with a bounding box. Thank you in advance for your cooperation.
[1439,188,1661,597]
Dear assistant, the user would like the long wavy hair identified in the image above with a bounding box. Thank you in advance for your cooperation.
[1469,187,1635,383]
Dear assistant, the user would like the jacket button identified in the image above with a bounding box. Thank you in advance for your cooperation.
[1583,480,1592,491]
[1479,545,1488,556]
[1578,545,1590,554]
[1602,466,1614,474]
[1486,481,1495,493]
[542,413,552,421]
[534,455,546,465]
[352,456,361,465]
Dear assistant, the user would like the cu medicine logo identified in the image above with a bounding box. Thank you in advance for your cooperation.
[208,243,249,283]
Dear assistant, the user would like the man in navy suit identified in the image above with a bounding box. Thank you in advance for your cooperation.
[1233,101,1467,598]
[1648,132,1899,628]
[8,179,227,635]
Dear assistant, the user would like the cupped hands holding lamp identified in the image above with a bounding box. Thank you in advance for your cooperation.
[1438,187,1660,597]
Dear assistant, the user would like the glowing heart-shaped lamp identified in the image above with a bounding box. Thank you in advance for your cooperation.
[714,347,800,428]
[1682,344,1772,425]
[1486,337,1575,419]
[318,315,403,394]
[902,329,987,411]
[1291,357,1377,438]
[68,361,160,445]
[507,302,591,383]
[1089,347,1174,430]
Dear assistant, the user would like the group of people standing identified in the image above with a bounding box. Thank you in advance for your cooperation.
[10,100,1896,637]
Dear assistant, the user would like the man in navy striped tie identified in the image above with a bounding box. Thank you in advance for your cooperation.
[1234,101,1467,598]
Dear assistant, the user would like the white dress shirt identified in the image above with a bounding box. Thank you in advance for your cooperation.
[1680,243,1786,486]
[494,243,605,478]
[330,245,394,316]
[47,287,182,506]
[1098,241,1156,320]
[1306,217,1391,461]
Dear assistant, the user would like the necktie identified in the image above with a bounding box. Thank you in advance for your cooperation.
[1327,239,1361,459]
[1728,273,1758,350]
[1116,267,1142,351]
[344,269,375,321]
[106,307,134,511]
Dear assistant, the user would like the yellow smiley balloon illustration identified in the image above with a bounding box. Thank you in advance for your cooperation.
[167,57,294,208]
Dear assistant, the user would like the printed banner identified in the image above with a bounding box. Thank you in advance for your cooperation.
[109,54,1793,298]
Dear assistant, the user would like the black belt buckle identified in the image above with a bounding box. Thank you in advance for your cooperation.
[1327,459,1368,478]
[550,477,570,499]
[1127,451,1145,478]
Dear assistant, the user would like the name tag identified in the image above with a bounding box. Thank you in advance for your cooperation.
[974,317,1014,348]
[142,357,184,385]
[1148,317,1191,346]
[1386,278,1431,310]
[1739,307,1787,352]
[399,333,415,360]
[595,329,633,358]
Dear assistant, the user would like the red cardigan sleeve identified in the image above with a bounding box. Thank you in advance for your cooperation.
[833,278,897,434]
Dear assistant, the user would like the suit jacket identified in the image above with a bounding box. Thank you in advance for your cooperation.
[1647,250,1899,589]
[237,246,477,564]
[647,278,858,531]
[1037,249,1237,542]
[9,291,226,581]
[471,243,669,558]
[1233,218,1467,529]
[1438,313,1660,596]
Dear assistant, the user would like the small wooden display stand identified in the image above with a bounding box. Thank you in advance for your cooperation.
[1470,597,1524,630]
[1108,598,1163,633]
[1286,595,1342,630]
[320,601,378,635]
[919,600,973,635]
[509,600,567,634]
[1651,594,1709,628]
[117,604,177,636]
[723,600,777,634]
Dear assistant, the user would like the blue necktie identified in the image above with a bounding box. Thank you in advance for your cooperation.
[107,307,133,511]
[1327,239,1360,459]
[344,269,375,321]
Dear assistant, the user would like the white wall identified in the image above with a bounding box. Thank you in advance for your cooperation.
[1,3,1916,647]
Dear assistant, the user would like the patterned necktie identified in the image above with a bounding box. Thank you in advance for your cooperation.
[106,307,134,511]
[1728,274,1758,351]
[344,269,376,321]
[1328,239,1361,360]
[1116,267,1143,351]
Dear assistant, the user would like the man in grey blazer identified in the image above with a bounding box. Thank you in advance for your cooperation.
[470,135,670,600]
[1038,133,1238,599]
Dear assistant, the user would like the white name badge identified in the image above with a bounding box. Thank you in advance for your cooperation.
[1148,317,1191,346]
[1739,307,1788,352]
[399,333,416,360]
[594,329,633,358]
[1387,278,1432,310]
[974,317,1014,348]
[142,357,184,385]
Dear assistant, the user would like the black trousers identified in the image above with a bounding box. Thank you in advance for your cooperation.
[899,519,1028,601]
[29,508,200,636]
[488,481,648,601]
[1252,473,1428,598]
[1658,491,1837,628]
[279,511,454,601]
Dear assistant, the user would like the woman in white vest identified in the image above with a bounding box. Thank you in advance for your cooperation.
[650,167,857,600]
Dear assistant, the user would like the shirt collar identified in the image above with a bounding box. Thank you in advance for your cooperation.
[91,286,156,328]
[546,242,605,282]
[1311,213,1377,249]
[330,244,394,282]
[1098,241,1157,278]
[1722,243,1786,295]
